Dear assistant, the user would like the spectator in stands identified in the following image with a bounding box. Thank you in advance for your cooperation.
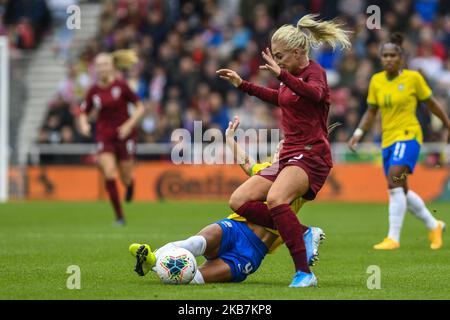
[4,0,51,48]
[39,94,76,144]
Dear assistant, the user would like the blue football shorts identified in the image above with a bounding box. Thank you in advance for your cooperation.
[382,139,420,176]
[214,218,268,282]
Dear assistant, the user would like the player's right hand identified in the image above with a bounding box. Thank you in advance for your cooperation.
[216,69,243,88]
[348,136,360,153]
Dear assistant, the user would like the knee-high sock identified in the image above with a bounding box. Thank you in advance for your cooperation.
[271,204,310,273]
[155,236,207,258]
[406,190,438,230]
[387,187,407,242]
[236,201,275,229]
[236,201,309,233]
[172,236,207,257]
[105,179,124,220]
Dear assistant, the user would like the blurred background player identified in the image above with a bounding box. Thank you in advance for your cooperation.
[217,14,350,287]
[129,116,325,284]
[348,33,449,250]
[78,50,145,225]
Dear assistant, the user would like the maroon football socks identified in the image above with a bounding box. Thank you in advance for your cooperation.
[105,179,124,221]
[236,201,276,229]
[236,201,309,234]
[270,204,310,273]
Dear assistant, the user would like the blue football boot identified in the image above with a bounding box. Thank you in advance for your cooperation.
[304,227,325,266]
[289,271,318,288]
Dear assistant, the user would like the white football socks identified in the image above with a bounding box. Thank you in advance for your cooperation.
[155,235,207,259]
[190,270,205,284]
[172,235,207,257]
[387,187,407,242]
[406,190,439,230]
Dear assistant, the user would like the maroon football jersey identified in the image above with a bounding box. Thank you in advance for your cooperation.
[239,60,332,167]
[81,79,139,140]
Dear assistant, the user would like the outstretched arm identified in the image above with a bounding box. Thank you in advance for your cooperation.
[216,68,278,105]
[347,105,379,152]
[425,97,450,143]
[238,80,279,105]
[278,69,326,104]
[225,116,256,176]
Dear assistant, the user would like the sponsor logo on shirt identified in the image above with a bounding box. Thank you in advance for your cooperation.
[398,84,404,91]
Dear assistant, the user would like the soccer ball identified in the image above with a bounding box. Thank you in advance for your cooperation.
[154,247,197,284]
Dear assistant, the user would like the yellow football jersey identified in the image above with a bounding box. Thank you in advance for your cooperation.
[226,162,306,254]
[367,69,432,148]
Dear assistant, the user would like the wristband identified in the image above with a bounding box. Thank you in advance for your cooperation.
[353,128,364,138]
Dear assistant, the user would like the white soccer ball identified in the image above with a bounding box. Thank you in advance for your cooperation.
[154,247,197,284]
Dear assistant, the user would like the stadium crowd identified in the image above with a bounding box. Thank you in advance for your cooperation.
[35,0,450,162]
[0,0,82,55]
[0,0,51,51]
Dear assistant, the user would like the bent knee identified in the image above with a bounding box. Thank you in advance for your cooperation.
[387,175,408,189]
[103,172,117,181]
[120,174,132,186]
[267,196,284,209]
[266,194,287,209]
[229,192,244,211]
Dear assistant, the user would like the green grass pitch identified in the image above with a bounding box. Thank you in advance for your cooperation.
[1,201,449,299]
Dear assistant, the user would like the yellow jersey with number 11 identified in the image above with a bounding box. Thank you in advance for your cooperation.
[367,69,432,149]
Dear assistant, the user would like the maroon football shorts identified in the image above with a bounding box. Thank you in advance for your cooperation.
[96,137,136,161]
[256,152,331,201]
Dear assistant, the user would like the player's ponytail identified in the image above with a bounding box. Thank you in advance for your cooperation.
[272,14,351,54]
[389,32,404,47]
[112,49,138,70]
[297,14,352,51]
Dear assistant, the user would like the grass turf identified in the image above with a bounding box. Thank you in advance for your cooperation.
[0,201,449,300]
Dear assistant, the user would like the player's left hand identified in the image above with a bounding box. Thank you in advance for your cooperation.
[118,122,132,140]
[259,47,281,78]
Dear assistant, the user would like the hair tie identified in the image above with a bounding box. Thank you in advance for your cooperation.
[380,42,403,54]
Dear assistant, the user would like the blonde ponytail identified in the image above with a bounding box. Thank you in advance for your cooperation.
[112,49,138,70]
[272,14,351,54]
